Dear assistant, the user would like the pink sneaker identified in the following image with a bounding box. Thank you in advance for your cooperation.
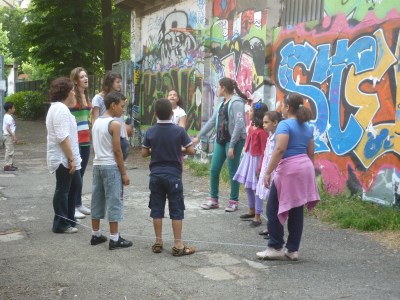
[200,198,219,210]
[225,200,238,212]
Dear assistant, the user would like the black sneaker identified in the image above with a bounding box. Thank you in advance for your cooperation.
[90,235,107,245]
[109,236,133,250]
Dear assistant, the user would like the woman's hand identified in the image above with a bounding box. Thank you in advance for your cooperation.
[264,173,271,188]
[228,148,234,159]
[192,137,199,144]
[69,160,76,174]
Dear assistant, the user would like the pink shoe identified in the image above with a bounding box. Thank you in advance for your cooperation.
[200,198,219,210]
[225,200,238,212]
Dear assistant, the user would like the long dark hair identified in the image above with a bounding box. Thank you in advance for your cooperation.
[219,77,247,100]
[264,110,283,124]
[284,93,313,123]
[252,102,269,128]
[102,71,122,95]
[70,67,90,108]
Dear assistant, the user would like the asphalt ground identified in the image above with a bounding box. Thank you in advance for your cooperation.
[0,120,399,300]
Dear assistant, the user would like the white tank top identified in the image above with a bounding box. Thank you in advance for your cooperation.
[92,116,117,166]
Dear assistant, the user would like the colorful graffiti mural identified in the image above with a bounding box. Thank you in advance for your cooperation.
[207,0,268,110]
[324,0,399,20]
[139,0,205,131]
[273,11,400,205]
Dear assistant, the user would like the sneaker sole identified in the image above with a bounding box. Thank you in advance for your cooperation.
[200,205,219,210]
[109,245,133,250]
[257,255,285,260]
[285,254,299,261]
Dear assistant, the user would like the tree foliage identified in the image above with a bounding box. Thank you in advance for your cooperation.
[23,0,131,78]
[0,6,28,63]
[0,23,13,65]
[24,0,103,77]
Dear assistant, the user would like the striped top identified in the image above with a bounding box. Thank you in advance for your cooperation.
[70,103,91,146]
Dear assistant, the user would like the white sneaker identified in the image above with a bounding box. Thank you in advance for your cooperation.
[285,249,299,261]
[64,227,78,234]
[74,209,86,219]
[256,247,285,260]
[77,205,91,215]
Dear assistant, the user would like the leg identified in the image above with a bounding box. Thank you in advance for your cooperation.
[254,195,263,222]
[109,221,118,235]
[286,205,304,252]
[92,219,100,231]
[245,187,256,212]
[75,145,90,207]
[226,140,244,201]
[172,220,183,249]
[67,170,82,227]
[52,165,73,232]
[4,135,14,167]
[153,218,163,244]
[210,142,226,200]
[267,182,285,249]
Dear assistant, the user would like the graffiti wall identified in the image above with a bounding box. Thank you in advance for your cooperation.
[272,6,400,205]
[204,0,270,119]
[139,0,206,131]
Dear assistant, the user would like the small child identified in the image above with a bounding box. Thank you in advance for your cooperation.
[141,98,196,256]
[233,102,269,227]
[90,91,132,250]
[256,111,283,237]
[2,102,18,171]
[168,89,187,128]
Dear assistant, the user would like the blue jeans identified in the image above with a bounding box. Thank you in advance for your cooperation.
[210,140,245,201]
[75,145,90,207]
[52,165,82,233]
[149,174,185,220]
[267,181,304,252]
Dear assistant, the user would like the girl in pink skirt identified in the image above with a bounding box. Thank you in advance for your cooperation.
[233,102,268,227]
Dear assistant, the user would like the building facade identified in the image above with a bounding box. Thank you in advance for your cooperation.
[118,0,400,206]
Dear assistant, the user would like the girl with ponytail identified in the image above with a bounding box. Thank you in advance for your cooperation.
[256,93,320,261]
[193,77,247,212]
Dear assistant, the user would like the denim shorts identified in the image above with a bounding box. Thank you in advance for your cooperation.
[91,165,123,222]
[149,174,185,220]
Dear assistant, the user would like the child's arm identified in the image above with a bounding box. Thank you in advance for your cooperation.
[110,121,130,186]
[182,144,195,156]
[141,147,151,157]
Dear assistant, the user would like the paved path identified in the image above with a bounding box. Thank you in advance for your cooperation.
[0,120,399,299]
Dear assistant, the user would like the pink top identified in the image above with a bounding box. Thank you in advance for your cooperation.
[274,153,320,224]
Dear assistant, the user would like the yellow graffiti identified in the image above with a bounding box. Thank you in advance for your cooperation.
[347,29,398,167]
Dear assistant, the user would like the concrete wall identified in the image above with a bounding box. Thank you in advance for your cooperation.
[272,0,400,205]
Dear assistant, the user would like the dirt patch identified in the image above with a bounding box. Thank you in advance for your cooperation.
[364,231,400,251]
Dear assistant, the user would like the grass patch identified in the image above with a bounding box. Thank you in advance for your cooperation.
[185,159,400,232]
[314,191,400,231]
[184,158,230,183]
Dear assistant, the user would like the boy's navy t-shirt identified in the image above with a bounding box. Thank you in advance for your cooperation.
[142,120,192,177]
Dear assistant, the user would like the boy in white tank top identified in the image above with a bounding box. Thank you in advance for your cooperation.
[90,91,132,250]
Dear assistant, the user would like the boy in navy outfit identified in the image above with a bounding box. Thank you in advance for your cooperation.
[141,99,196,256]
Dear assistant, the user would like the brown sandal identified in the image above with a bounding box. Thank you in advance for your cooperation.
[152,242,163,253]
[172,245,196,256]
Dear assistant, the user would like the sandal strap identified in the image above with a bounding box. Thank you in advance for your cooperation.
[172,245,196,256]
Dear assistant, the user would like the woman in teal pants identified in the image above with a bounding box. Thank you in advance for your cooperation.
[193,77,247,212]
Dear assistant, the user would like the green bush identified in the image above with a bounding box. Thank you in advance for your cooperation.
[5,91,46,120]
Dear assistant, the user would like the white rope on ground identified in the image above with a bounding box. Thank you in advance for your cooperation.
[56,214,266,248]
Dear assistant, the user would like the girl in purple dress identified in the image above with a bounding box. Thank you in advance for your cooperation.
[233,102,268,227]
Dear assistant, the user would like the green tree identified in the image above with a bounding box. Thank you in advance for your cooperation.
[24,0,103,77]
[0,23,13,65]
[24,0,131,78]
[0,6,28,63]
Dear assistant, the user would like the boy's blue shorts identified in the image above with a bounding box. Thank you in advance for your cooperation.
[91,165,123,222]
[148,174,185,220]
